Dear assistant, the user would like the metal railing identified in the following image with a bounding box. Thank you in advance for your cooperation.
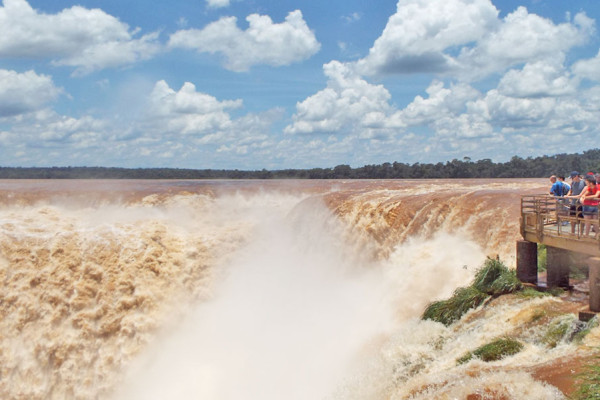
[521,195,599,242]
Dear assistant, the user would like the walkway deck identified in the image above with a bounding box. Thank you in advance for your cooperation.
[521,195,600,257]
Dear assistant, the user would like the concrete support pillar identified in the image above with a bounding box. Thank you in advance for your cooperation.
[589,257,600,312]
[516,240,538,285]
[546,246,570,288]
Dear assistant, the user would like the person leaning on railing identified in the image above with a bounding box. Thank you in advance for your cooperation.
[565,171,586,234]
[549,174,570,224]
[579,175,599,238]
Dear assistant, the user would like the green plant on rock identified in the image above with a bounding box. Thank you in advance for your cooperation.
[422,257,522,326]
[572,359,600,400]
[516,287,552,299]
[422,286,489,326]
[541,315,577,348]
[457,337,524,365]
[473,257,522,295]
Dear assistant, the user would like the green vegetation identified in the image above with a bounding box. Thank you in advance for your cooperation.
[573,360,600,400]
[473,257,522,295]
[541,315,577,348]
[3,148,600,179]
[422,286,489,326]
[516,287,553,299]
[540,314,598,348]
[573,316,599,344]
[529,308,547,323]
[422,257,522,326]
[457,337,524,365]
[537,244,547,272]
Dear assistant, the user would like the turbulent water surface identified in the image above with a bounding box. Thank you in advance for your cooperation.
[0,179,590,399]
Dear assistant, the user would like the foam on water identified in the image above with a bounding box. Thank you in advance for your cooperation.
[0,179,587,399]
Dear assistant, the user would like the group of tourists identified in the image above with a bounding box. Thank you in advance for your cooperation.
[549,171,599,237]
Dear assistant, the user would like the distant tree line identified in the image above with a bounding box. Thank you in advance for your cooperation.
[2,149,600,179]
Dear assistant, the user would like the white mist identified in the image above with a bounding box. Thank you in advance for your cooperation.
[111,196,394,399]
[111,193,482,400]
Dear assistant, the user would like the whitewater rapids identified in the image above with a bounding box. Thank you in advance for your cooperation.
[0,179,582,399]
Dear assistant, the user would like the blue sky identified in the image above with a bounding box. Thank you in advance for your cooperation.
[1,0,600,169]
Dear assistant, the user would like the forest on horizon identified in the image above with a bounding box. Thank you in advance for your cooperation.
[2,149,600,180]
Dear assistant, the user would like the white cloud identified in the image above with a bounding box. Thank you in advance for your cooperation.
[206,0,230,9]
[168,10,320,71]
[480,89,556,128]
[285,61,393,135]
[0,69,62,116]
[497,60,578,98]
[456,7,594,79]
[0,78,288,168]
[573,49,600,81]
[143,80,243,136]
[0,108,107,157]
[356,0,594,81]
[54,32,161,76]
[357,0,499,76]
[389,80,480,128]
[0,0,161,75]
[342,12,361,24]
[280,0,600,165]
[37,115,107,143]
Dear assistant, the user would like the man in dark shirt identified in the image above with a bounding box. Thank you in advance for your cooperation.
[566,171,586,234]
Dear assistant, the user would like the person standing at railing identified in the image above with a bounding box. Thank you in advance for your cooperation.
[549,175,567,197]
[549,175,569,225]
[558,175,571,194]
[565,172,586,234]
[579,175,599,238]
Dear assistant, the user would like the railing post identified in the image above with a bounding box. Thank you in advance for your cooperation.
[516,240,537,284]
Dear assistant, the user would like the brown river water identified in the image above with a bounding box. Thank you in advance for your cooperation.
[0,179,594,399]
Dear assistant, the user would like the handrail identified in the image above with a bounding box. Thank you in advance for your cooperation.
[521,195,600,244]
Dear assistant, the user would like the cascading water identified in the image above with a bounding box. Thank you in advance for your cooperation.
[0,179,595,399]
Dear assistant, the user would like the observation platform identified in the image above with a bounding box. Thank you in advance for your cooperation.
[518,195,600,314]
[521,195,600,256]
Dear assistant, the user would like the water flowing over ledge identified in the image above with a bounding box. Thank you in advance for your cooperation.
[0,179,593,399]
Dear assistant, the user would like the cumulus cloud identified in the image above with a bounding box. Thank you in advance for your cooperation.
[0,0,161,75]
[0,69,62,117]
[285,61,393,136]
[281,0,600,164]
[456,7,594,79]
[0,108,108,169]
[37,114,107,143]
[389,80,480,128]
[356,0,594,81]
[168,10,320,71]
[497,60,578,98]
[573,50,600,81]
[356,0,499,76]
[143,80,243,137]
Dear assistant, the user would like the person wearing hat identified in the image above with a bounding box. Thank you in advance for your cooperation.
[565,171,586,234]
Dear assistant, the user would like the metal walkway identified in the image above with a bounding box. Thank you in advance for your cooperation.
[521,195,600,256]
